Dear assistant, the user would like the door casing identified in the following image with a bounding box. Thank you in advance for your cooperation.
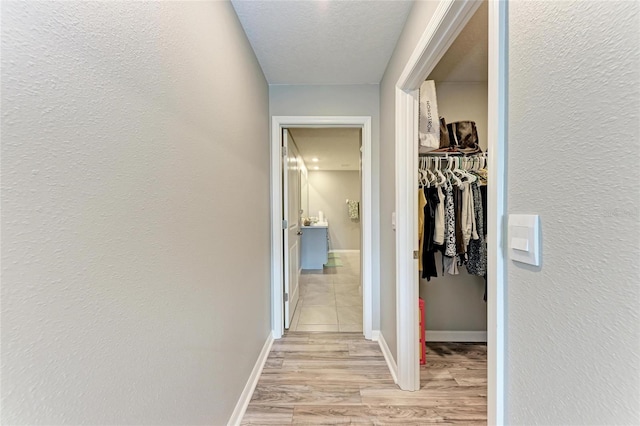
[394,0,507,424]
[270,116,373,340]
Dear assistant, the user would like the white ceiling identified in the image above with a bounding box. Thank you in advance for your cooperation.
[288,128,361,171]
[428,1,488,82]
[231,0,414,85]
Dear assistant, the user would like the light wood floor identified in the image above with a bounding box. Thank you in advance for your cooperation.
[241,332,487,425]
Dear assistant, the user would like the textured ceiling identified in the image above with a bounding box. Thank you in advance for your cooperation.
[288,128,361,171]
[428,0,488,82]
[231,0,413,84]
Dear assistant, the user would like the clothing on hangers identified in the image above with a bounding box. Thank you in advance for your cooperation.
[421,187,439,281]
[434,186,445,245]
[443,183,457,258]
[416,153,488,289]
[418,189,427,272]
[467,182,487,277]
[460,182,478,249]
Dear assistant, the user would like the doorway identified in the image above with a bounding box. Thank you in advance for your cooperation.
[271,116,374,340]
[393,0,507,424]
[285,128,363,332]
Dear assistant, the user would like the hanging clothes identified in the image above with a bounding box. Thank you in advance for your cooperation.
[416,153,488,300]
[453,187,465,256]
[421,187,439,281]
[433,186,445,245]
[418,189,427,272]
[467,182,487,276]
[347,200,360,220]
[443,254,459,275]
[480,184,487,238]
[442,183,457,258]
[460,182,478,250]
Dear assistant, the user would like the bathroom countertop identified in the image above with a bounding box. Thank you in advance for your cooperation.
[301,225,328,229]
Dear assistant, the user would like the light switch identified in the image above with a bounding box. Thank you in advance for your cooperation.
[508,214,540,266]
[511,237,529,252]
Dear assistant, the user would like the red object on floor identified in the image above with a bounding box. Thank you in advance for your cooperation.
[419,298,426,365]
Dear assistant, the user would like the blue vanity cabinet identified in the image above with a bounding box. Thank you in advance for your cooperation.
[300,226,329,269]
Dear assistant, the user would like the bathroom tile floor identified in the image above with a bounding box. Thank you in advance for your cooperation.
[289,251,362,332]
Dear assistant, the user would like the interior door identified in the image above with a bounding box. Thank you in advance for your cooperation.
[283,129,301,329]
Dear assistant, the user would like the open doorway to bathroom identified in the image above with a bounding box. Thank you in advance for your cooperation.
[285,127,363,332]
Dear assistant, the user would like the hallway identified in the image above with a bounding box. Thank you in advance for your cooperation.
[242,332,487,424]
[2,1,638,424]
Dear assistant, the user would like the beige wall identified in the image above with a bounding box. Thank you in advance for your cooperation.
[435,82,488,151]
[1,2,271,424]
[308,171,361,251]
[419,260,487,332]
[270,84,380,328]
[507,1,640,423]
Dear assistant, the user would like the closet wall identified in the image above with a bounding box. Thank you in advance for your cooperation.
[419,2,488,337]
[436,82,488,151]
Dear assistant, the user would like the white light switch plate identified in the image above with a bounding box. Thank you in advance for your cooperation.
[508,214,540,266]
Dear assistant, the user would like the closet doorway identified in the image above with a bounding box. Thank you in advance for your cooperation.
[394,0,507,424]
[285,127,363,332]
[270,116,374,340]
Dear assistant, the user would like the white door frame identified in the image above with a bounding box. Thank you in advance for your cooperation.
[271,116,373,340]
[394,0,507,424]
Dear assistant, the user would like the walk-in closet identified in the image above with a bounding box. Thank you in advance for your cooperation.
[417,0,488,410]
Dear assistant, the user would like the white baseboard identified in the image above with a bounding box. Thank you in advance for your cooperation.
[330,249,360,253]
[227,332,274,426]
[376,331,398,384]
[370,330,380,341]
[425,330,487,342]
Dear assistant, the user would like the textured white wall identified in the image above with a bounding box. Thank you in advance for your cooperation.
[507,1,640,424]
[308,171,361,251]
[270,84,380,328]
[379,1,440,360]
[1,2,271,424]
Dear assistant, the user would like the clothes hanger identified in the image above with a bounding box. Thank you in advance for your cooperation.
[419,158,430,188]
[470,155,482,182]
[465,159,478,183]
[426,158,437,187]
[452,157,465,179]
[446,157,463,187]
[427,158,438,185]
[435,157,447,186]
[459,157,477,183]
[469,155,481,178]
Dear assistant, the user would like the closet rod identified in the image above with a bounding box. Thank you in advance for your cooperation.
[418,152,487,157]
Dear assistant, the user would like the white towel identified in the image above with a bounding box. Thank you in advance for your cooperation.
[347,200,359,220]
